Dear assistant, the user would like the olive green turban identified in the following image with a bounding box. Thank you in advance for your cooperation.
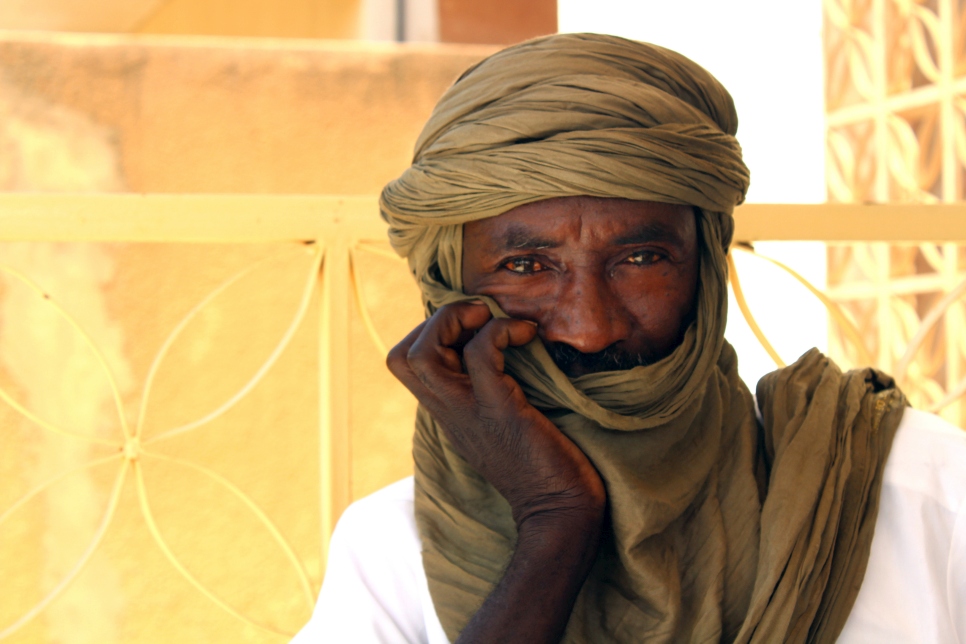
[380,33,905,644]
[381,32,749,299]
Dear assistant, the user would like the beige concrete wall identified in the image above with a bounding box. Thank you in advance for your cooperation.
[0,0,165,32]
[0,0,362,40]
[0,33,493,194]
[135,0,361,40]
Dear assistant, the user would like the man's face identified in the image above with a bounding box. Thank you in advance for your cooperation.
[462,196,700,378]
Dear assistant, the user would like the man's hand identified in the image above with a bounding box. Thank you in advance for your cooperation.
[387,302,606,644]
[387,301,606,529]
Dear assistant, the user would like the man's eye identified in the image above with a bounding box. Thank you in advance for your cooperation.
[626,251,662,265]
[502,257,544,273]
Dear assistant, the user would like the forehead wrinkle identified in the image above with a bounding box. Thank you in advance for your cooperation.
[612,221,686,246]
[499,224,562,251]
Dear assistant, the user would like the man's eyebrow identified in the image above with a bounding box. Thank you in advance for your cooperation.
[612,222,684,246]
[498,226,562,251]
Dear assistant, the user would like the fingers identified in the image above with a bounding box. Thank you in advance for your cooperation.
[386,320,427,383]
[463,318,538,406]
[407,302,493,380]
[387,302,495,399]
[387,301,542,425]
[415,301,493,352]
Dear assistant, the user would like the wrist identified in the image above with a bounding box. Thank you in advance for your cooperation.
[455,492,604,644]
[515,504,604,566]
[511,484,607,534]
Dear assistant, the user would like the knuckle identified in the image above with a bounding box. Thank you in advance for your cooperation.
[486,318,514,340]
[386,320,427,381]
[387,343,420,381]
[406,346,435,378]
[386,344,406,375]
[435,302,466,320]
[462,335,486,360]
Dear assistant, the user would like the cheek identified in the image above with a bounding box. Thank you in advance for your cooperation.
[619,269,697,341]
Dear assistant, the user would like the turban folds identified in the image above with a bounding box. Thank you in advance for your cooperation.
[380,33,905,643]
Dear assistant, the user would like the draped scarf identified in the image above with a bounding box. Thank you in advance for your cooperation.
[379,33,906,643]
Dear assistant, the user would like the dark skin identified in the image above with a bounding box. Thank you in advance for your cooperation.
[386,196,700,643]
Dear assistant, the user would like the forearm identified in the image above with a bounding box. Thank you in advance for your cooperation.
[455,514,603,644]
[387,305,608,642]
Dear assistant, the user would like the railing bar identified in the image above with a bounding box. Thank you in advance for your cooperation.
[727,253,785,368]
[0,195,387,243]
[3,196,966,243]
[827,271,966,298]
[927,373,966,413]
[349,249,391,359]
[319,241,352,577]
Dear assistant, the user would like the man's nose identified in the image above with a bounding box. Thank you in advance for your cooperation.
[539,271,630,354]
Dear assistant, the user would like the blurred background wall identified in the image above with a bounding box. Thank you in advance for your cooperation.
[0,3,555,643]
[1,0,964,642]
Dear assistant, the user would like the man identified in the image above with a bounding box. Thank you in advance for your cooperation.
[296,33,966,643]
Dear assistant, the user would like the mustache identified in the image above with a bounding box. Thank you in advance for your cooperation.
[543,341,657,377]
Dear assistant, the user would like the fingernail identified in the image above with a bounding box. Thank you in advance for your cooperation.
[469,300,488,306]
[523,320,537,326]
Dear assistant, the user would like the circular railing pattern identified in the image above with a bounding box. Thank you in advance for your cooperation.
[0,245,321,640]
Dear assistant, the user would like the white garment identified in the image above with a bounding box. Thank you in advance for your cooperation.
[296,408,966,643]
